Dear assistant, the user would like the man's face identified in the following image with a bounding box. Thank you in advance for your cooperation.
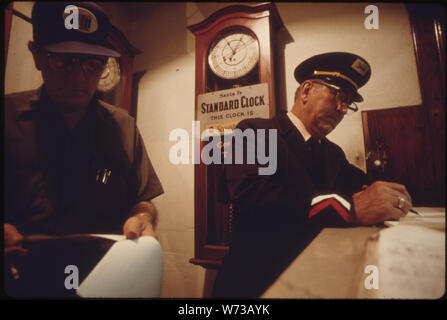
[30,42,107,110]
[300,81,353,138]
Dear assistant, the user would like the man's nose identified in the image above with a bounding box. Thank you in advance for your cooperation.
[65,60,88,80]
[336,101,348,115]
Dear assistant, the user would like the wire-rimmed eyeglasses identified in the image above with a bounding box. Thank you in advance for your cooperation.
[311,79,358,112]
[45,51,108,74]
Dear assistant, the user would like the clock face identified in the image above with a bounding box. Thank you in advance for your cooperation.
[208,30,259,80]
[98,57,121,92]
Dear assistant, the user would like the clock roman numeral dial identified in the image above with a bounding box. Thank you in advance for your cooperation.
[208,30,260,80]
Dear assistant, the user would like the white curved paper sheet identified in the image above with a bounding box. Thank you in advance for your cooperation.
[77,236,163,298]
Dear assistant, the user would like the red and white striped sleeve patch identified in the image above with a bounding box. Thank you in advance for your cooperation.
[309,194,351,222]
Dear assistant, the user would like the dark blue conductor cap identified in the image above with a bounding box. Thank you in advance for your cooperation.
[32,2,120,57]
[294,52,371,102]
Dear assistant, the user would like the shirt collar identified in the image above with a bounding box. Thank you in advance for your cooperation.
[287,111,312,142]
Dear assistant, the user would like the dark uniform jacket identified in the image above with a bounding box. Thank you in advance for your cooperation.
[4,88,164,235]
[212,111,369,298]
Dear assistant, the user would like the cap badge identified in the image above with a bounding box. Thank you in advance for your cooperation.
[351,58,369,76]
[62,6,98,34]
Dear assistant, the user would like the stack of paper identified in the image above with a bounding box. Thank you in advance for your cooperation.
[374,225,445,299]
[360,207,445,299]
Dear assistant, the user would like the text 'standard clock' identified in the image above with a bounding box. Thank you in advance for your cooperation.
[188,3,287,268]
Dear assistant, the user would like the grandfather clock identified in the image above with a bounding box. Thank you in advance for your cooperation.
[187,3,287,269]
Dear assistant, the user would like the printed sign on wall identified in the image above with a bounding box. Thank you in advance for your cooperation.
[197,83,270,133]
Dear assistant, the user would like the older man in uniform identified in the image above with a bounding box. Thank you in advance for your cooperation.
[4,2,163,297]
[212,52,413,298]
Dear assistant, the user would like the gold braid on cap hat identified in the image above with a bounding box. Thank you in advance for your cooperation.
[313,71,358,89]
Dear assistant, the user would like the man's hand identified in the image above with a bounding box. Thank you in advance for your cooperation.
[123,214,156,239]
[123,201,158,239]
[351,181,413,225]
[4,223,28,257]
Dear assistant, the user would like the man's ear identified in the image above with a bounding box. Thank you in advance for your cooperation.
[28,41,44,71]
[300,80,313,104]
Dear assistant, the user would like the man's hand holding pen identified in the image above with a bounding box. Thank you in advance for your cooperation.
[350,181,413,225]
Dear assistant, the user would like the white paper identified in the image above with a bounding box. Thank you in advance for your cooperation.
[384,207,445,230]
[375,225,445,299]
[77,236,163,298]
[87,234,125,242]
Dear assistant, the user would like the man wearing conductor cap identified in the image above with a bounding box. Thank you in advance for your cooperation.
[212,52,414,298]
[4,2,163,297]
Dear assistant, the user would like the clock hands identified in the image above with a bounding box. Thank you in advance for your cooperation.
[233,38,256,54]
[225,38,236,55]
[222,38,257,62]
[223,39,236,63]
[223,36,241,63]
[232,35,244,53]
[227,36,245,61]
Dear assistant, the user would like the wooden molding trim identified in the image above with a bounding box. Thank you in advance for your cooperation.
[187,2,283,34]
[190,258,222,269]
[4,3,14,66]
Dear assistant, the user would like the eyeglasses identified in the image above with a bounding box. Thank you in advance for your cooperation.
[45,52,108,74]
[311,79,358,112]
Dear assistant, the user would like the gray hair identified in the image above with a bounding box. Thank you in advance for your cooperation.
[294,84,302,102]
[295,79,325,102]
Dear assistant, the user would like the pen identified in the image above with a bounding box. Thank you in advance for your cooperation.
[410,208,424,216]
